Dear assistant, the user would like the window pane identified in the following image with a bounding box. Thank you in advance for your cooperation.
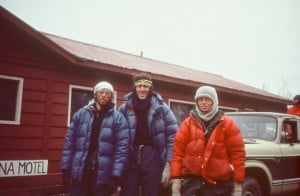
[170,101,194,125]
[70,88,94,120]
[229,115,277,141]
[0,78,18,121]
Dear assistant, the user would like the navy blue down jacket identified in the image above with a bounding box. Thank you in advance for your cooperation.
[118,92,178,165]
[60,104,130,184]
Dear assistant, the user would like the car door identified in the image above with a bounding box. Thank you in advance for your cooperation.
[279,119,300,192]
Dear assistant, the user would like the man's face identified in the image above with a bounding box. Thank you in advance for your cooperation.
[94,89,112,105]
[197,97,213,113]
[135,85,150,100]
[284,124,293,139]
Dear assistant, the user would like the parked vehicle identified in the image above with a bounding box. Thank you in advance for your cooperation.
[226,112,300,196]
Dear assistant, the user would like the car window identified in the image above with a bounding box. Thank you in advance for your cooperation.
[282,120,299,143]
[229,115,277,141]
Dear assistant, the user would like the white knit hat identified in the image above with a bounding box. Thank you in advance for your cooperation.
[194,86,218,105]
[194,86,219,121]
[93,81,114,94]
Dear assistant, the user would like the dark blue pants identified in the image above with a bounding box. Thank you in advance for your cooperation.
[120,145,163,196]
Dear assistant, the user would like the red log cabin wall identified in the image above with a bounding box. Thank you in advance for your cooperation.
[0,64,133,194]
[0,26,129,193]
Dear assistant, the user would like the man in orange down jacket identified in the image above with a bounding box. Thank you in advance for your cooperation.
[171,86,245,196]
[287,95,300,117]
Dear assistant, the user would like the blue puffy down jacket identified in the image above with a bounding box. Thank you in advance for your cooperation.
[61,105,130,184]
[118,91,178,165]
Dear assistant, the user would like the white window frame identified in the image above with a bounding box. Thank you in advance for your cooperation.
[0,75,23,125]
[67,84,117,126]
[244,108,254,112]
[168,99,195,107]
[219,106,239,112]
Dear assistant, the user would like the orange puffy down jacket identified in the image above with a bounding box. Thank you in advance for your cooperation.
[171,113,245,184]
[287,105,300,117]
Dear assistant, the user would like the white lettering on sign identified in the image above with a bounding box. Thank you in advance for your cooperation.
[0,160,48,177]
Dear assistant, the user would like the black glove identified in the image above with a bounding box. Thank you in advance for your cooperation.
[107,176,120,194]
[62,170,71,186]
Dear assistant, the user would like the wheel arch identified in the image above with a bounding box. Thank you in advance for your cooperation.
[245,160,272,195]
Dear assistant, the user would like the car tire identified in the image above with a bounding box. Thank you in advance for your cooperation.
[242,176,262,196]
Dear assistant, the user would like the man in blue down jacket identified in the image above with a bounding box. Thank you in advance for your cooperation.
[118,72,178,196]
[61,81,130,196]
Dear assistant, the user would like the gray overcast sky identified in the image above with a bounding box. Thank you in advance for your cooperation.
[1,0,299,98]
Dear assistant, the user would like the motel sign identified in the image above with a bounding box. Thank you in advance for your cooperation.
[0,160,48,177]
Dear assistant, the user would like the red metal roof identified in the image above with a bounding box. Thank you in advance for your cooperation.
[45,33,287,101]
